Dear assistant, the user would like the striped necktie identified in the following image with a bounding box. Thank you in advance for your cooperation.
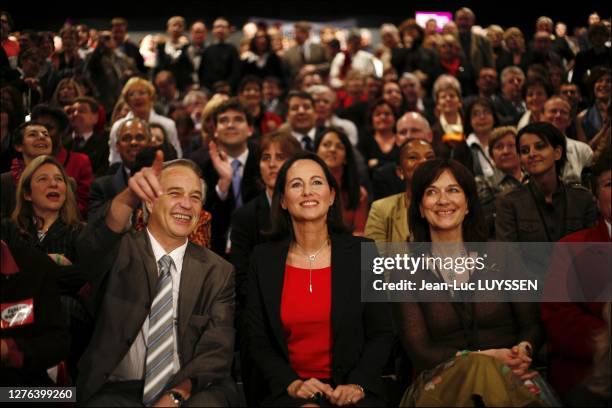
[142,255,175,406]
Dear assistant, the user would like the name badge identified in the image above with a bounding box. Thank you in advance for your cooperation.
[1,299,35,329]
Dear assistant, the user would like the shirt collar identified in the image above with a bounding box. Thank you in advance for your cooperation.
[292,128,316,140]
[605,219,611,239]
[227,147,249,167]
[73,130,94,142]
[146,227,188,272]
[466,133,483,148]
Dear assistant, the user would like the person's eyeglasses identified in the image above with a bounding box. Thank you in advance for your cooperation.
[119,134,147,143]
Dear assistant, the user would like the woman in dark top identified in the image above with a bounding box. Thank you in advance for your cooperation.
[394,159,550,406]
[2,155,87,379]
[231,130,302,407]
[247,152,393,406]
[315,127,369,236]
[358,99,399,174]
[241,28,285,83]
[496,122,597,242]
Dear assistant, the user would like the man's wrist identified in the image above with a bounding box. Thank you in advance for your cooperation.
[217,178,231,193]
[166,390,186,406]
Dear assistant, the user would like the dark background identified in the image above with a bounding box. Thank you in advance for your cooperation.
[4,0,609,34]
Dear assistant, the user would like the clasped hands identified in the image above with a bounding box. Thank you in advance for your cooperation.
[287,378,365,406]
[479,345,540,394]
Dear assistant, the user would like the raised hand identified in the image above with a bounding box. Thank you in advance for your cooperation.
[127,149,164,206]
[209,142,233,195]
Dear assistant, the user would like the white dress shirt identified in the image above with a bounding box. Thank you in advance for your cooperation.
[466,133,495,178]
[109,230,187,381]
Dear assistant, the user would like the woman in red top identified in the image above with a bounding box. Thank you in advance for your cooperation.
[247,152,393,406]
[315,127,369,236]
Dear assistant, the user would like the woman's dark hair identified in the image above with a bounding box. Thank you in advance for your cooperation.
[266,151,348,240]
[398,18,424,48]
[462,97,500,136]
[367,98,397,131]
[521,75,553,100]
[314,127,360,210]
[516,121,567,176]
[249,30,272,54]
[409,159,487,243]
[587,65,611,101]
[12,120,49,147]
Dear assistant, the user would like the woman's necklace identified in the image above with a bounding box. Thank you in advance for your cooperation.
[431,247,468,283]
[294,239,329,294]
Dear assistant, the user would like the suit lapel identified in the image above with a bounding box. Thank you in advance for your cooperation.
[134,231,159,299]
[255,193,271,241]
[241,149,261,202]
[331,234,351,341]
[262,239,290,357]
[392,194,407,241]
[178,243,207,339]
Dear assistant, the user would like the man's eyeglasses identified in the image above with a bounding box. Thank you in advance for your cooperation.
[119,134,147,143]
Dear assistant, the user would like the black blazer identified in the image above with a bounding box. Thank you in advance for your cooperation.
[230,192,270,308]
[65,131,110,177]
[87,165,128,222]
[202,148,261,256]
[372,162,403,201]
[246,234,393,400]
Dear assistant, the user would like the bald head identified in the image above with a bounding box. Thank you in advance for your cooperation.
[396,112,432,144]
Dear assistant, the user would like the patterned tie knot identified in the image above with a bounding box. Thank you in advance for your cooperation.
[158,255,173,277]
[302,134,313,151]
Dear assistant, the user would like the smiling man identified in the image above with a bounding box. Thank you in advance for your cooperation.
[77,152,237,407]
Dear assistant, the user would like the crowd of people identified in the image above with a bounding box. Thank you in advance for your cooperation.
[1,6,611,407]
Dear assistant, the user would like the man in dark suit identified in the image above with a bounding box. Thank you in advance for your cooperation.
[282,21,330,88]
[67,97,109,176]
[111,17,146,74]
[77,152,237,406]
[454,8,494,77]
[284,90,320,151]
[202,98,261,256]
[87,117,150,221]
[493,66,527,126]
[199,18,240,92]
[167,21,208,93]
